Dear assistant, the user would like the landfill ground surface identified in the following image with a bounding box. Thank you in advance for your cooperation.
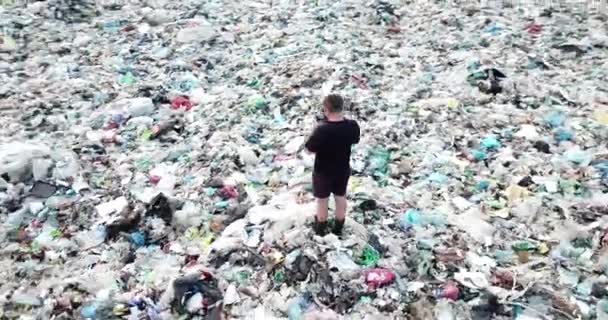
[1,0,608,319]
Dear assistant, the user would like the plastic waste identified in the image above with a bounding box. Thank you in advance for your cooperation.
[399,209,422,229]
[224,284,240,305]
[476,180,490,192]
[471,149,487,161]
[400,209,446,230]
[287,295,312,320]
[512,241,536,263]
[126,97,155,117]
[118,71,136,85]
[558,268,580,287]
[545,111,566,128]
[0,143,52,182]
[81,304,98,319]
[287,302,303,320]
[481,136,501,150]
[32,158,54,181]
[29,181,58,198]
[12,292,43,307]
[96,197,129,220]
[575,279,593,296]
[564,148,592,166]
[172,272,222,315]
[148,119,181,140]
[2,2,607,319]
[303,309,339,320]
[427,172,449,184]
[533,140,551,154]
[515,124,540,140]
[554,129,574,142]
[171,96,194,111]
[368,148,390,177]
[146,193,173,224]
[438,281,460,301]
[494,250,514,265]
[129,231,146,247]
[176,24,216,43]
[364,268,396,288]
[358,245,380,267]
[595,109,608,125]
[328,251,361,273]
[598,299,608,320]
[454,271,489,290]
[238,147,259,166]
[434,300,456,320]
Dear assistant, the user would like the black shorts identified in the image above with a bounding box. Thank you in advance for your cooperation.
[312,172,350,198]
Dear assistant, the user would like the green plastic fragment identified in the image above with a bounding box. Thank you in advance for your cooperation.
[358,245,380,267]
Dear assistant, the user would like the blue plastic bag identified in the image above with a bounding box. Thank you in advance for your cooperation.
[129,231,146,247]
[471,149,487,161]
[428,172,448,184]
[481,136,501,150]
[545,111,565,128]
[554,129,573,142]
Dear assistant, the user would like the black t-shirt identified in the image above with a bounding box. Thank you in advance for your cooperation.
[305,119,360,176]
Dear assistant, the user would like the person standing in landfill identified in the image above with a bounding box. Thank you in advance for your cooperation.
[305,94,360,236]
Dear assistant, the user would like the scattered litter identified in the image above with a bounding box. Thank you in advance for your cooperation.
[0,1,606,319]
[29,181,58,198]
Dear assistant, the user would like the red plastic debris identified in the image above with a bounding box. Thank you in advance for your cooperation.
[186,21,201,28]
[351,74,369,90]
[435,247,465,263]
[491,269,515,289]
[31,219,43,229]
[17,229,29,243]
[102,130,119,144]
[441,281,460,301]
[107,122,120,130]
[387,26,401,33]
[220,185,239,199]
[171,96,194,111]
[149,175,161,185]
[185,254,199,267]
[364,268,396,288]
[122,24,136,32]
[526,23,543,35]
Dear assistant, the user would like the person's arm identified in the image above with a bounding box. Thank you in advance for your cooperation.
[352,121,360,144]
[305,126,322,153]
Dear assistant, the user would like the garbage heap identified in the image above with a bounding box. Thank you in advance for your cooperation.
[1,0,608,319]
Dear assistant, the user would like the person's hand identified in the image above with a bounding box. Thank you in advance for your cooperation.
[302,150,315,167]
[315,112,327,122]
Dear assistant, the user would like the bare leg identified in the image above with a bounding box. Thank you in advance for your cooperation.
[334,196,347,221]
[316,197,329,222]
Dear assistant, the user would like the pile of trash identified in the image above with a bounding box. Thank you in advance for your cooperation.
[1,0,608,319]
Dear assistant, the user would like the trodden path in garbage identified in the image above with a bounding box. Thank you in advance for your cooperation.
[1,1,608,319]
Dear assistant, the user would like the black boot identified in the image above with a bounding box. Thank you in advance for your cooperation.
[313,217,328,236]
[332,219,345,236]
